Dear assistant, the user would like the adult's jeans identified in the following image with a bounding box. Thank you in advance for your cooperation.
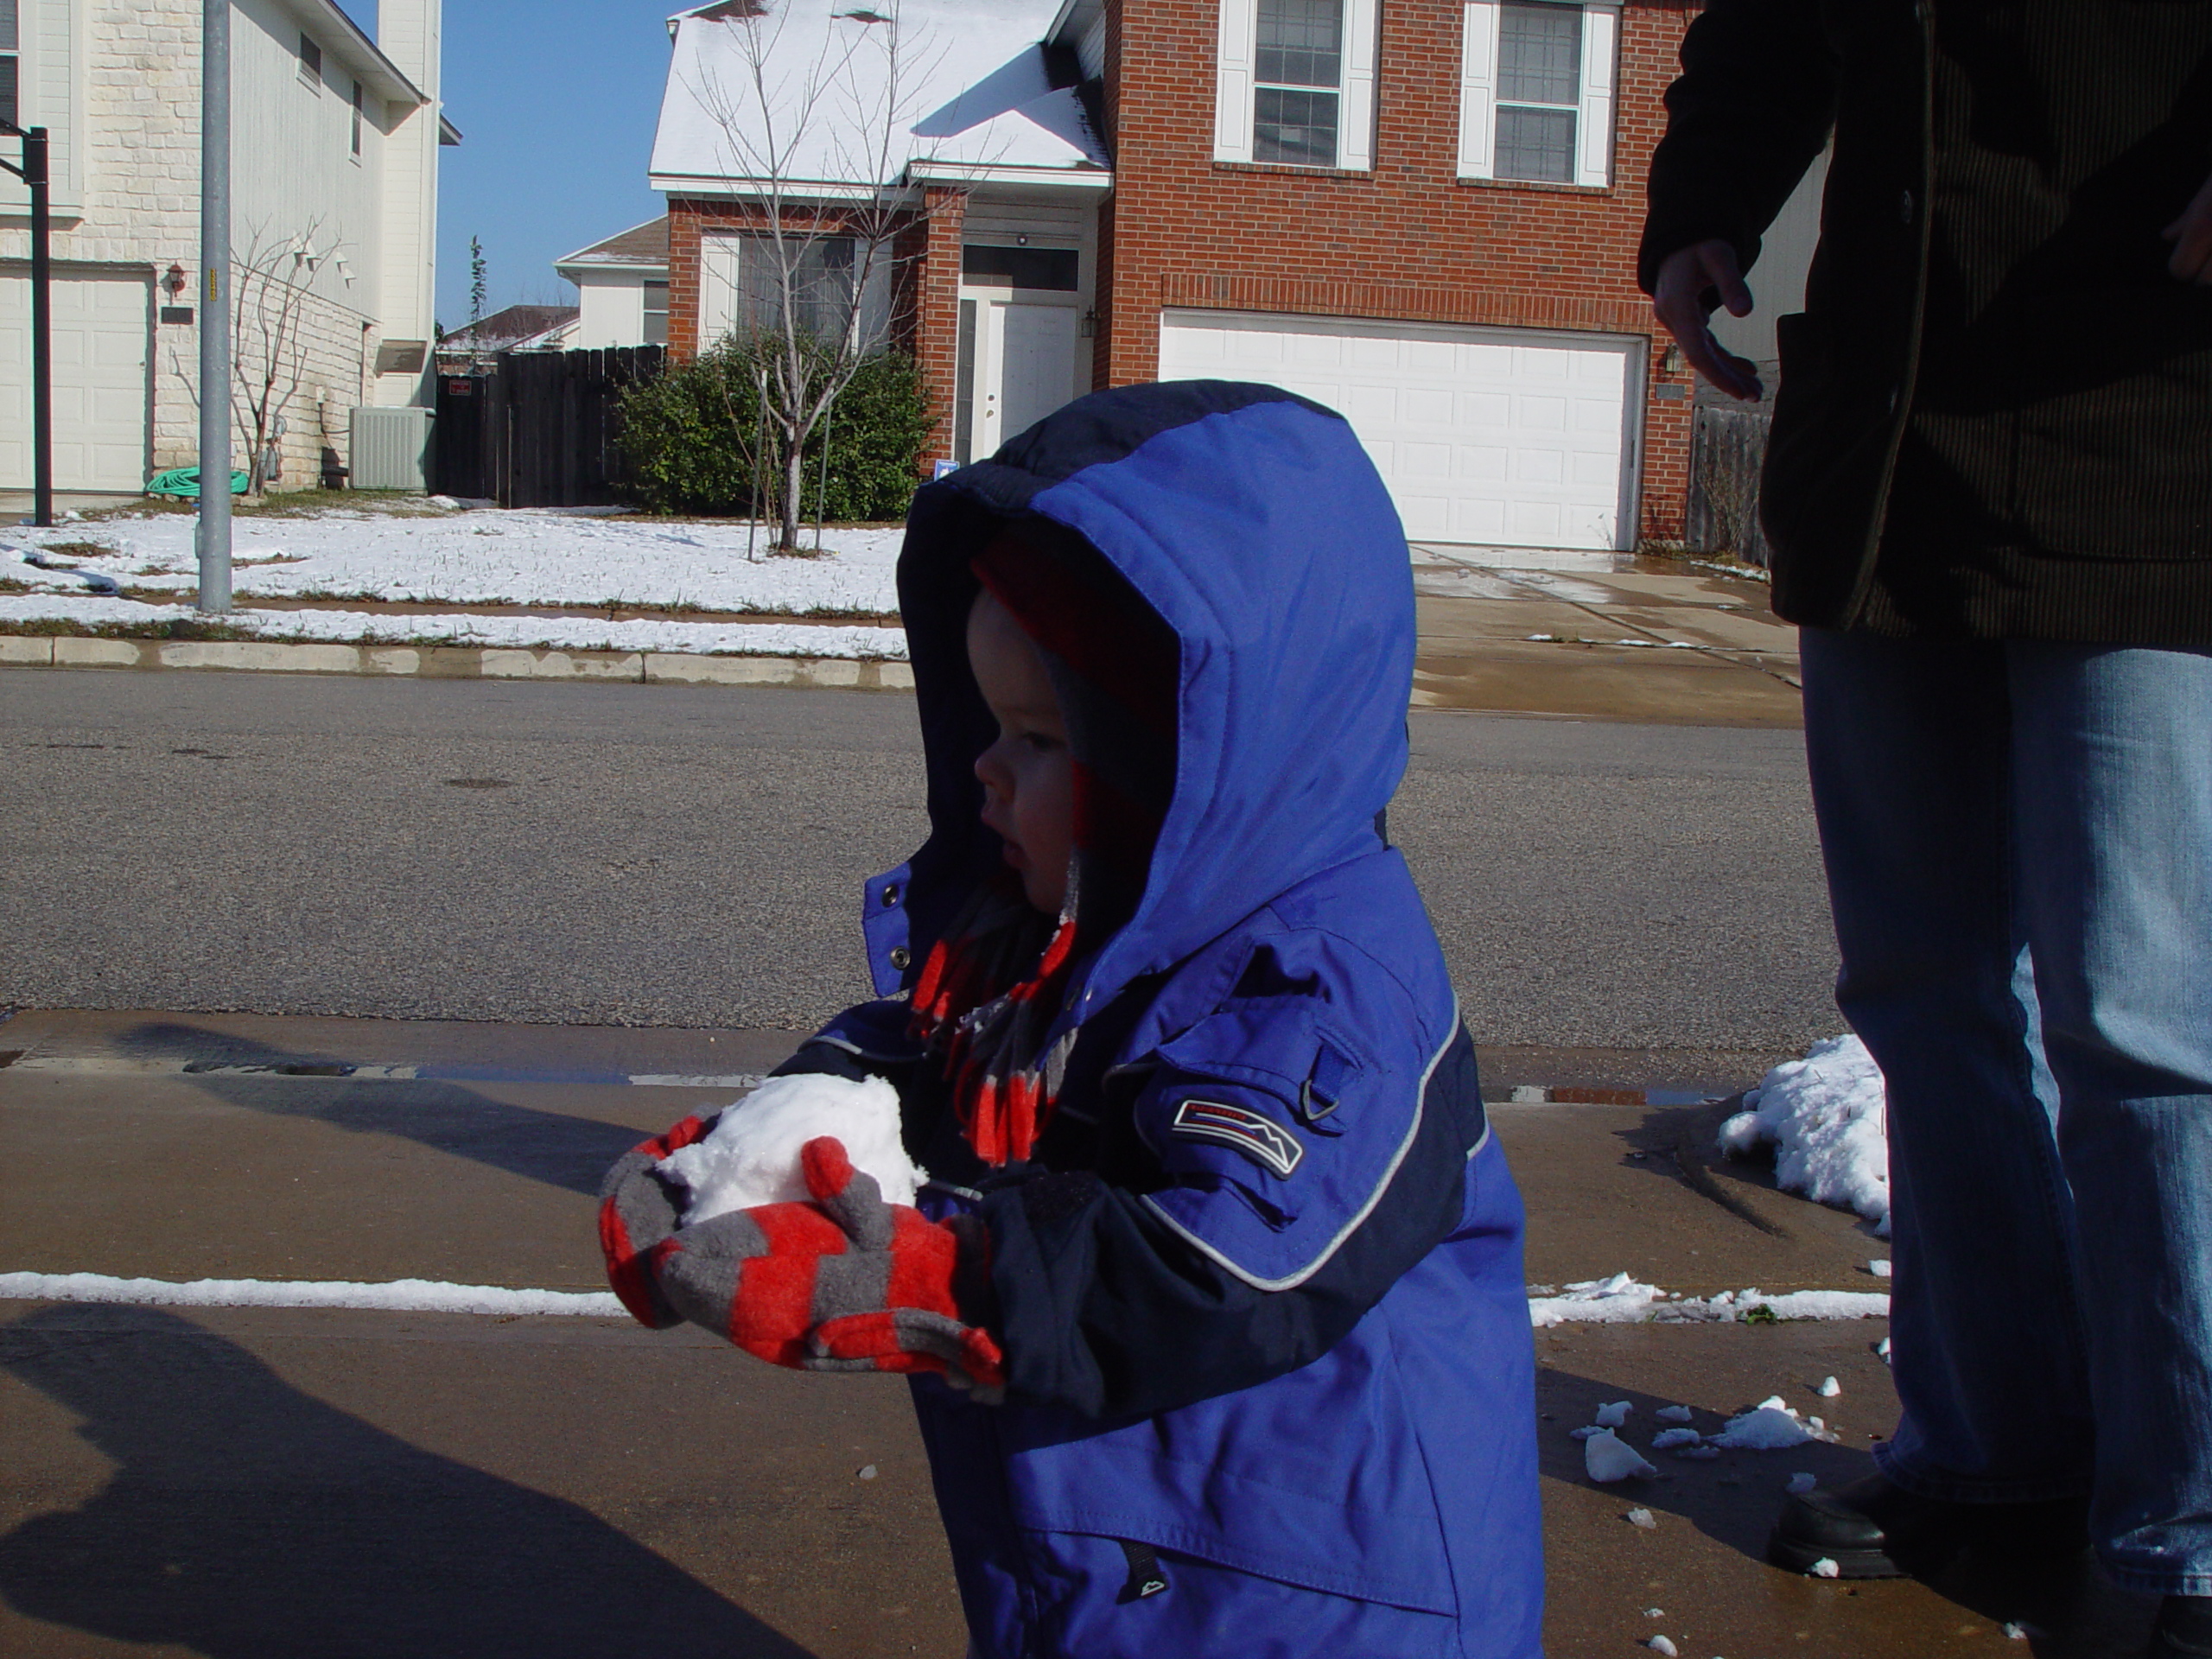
[1800,628,2212,1595]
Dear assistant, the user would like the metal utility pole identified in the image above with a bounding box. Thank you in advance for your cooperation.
[196,0,232,613]
[1,124,52,527]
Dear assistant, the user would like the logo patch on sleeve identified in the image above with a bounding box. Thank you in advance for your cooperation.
[1169,1097,1304,1179]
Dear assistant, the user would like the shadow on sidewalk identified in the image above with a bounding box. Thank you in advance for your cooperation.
[0,1304,815,1658]
[111,1020,658,1198]
[1538,1362,2158,1659]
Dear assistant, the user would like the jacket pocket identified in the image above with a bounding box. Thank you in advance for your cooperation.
[995,1340,1460,1619]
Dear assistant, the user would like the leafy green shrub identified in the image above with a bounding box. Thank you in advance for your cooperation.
[616,334,931,522]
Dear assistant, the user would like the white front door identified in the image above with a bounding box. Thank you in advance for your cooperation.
[0,272,152,494]
[971,299,1081,456]
[1157,308,1643,550]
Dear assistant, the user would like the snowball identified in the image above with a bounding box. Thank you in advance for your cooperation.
[1719,1034,1891,1235]
[1711,1401,1837,1450]
[1625,1507,1658,1529]
[1656,1404,1694,1423]
[658,1072,924,1223]
[1595,1400,1633,1427]
[1868,1258,1892,1278]
[1651,1427,1703,1450]
[1816,1376,1842,1398]
[1808,1557,1840,1579]
[1786,1472,1817,1495]
[1646,1638,1679,1657]
[1584,1429,1658,1483]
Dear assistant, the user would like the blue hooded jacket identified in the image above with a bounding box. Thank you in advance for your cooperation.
[789,383,1542,1659]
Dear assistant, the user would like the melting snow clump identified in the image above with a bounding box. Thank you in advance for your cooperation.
[1711,1396,1839,1450]
[1645,1637,1679,1656]
[1625,1507,1657,1529]
[1816,1376,1842,1397]
[1719,1034,1891,1236]
[1595,1400,1633,1427]
[659,1073,923,1223]
[1808,1557,1841,1579]
[1656,1404,1694,1423]
[1786,1472,1818,1494]
[1584,1429,1658,1483]
[1651,1427,1703,1450]
[1869,1258,1892,1278]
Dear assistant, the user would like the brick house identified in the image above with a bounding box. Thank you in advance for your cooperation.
[653,0,1700,552]
[1,0,454,503]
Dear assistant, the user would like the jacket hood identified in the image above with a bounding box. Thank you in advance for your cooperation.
[887,380,1414,1030]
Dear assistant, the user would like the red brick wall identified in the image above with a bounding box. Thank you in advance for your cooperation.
[667,194,967,471]
[910,188,968,467]
[1097,0,1699,545]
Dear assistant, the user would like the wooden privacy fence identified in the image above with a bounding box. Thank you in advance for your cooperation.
[1687,403,1775,568]
[434,346,664,508]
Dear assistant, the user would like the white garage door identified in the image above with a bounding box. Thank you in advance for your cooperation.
[1157,309,1642,550]
[0,272,151,494]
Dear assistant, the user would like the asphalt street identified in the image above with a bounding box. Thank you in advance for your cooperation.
[0,666,1837,1054]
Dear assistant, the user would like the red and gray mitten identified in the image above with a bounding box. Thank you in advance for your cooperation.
[597,1112,716,1328]
[656,1136,1007,1399]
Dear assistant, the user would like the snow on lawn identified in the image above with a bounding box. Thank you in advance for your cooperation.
[1528,1272,1889,1327]
[1719,1034,1891,1236]
[0,593,906,659]
[3,505,906,616]
[0,1269,623,1318]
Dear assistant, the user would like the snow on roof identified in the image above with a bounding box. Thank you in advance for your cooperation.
[651,0,1103,194]
[556,217,672,272]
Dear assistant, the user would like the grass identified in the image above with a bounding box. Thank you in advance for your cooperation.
[90,489,459,523]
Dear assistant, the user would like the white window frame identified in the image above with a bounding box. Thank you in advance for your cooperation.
[1457,0,1617,186]
[1214,0,1378,171]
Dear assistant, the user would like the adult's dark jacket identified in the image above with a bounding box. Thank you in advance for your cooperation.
[1639,0,2212,644]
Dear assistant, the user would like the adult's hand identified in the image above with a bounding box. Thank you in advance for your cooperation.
[1653,239,1764,401]
[2164,169,2212,284]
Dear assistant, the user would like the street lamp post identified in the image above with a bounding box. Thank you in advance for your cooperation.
[197,0,232,613]
[1,123,54,529]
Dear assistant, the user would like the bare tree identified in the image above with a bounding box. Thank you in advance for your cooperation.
[231,220,337,498]
[684,0,969,551]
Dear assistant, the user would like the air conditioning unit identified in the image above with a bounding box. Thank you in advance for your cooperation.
[349,405,434,492]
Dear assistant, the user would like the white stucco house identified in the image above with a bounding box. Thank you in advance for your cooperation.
[0,0,454,503]
[553,215,667,349]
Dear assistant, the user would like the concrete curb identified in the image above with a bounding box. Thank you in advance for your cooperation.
[0,632,916,690]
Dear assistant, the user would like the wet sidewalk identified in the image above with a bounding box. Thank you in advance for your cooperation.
[1413,544,1802,728]
[0,1009,2144,1656]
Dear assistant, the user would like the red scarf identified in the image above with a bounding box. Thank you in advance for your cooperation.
[907,874,1080,1165]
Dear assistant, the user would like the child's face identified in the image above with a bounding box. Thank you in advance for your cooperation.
[968,589,1075,915]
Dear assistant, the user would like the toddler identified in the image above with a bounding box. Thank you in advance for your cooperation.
[601,381,1542,1657]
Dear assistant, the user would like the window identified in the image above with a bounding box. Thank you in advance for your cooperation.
[960,245,1079,292]
[1253,0,1340,166]
[740,235,853,338]
[1,0,19,133]
[1214,0,1376,170]
[642,279,669,346]
[298,32,321,86]
[350,79,364,156]
[1496,3,1578,181]
[1457,0,1615,187]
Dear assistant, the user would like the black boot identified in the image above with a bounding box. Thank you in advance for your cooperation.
[2149,1596,2212,1658]
[1768,1472,2091,1580]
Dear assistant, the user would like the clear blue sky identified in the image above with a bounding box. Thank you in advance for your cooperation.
[340,2,673,332]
